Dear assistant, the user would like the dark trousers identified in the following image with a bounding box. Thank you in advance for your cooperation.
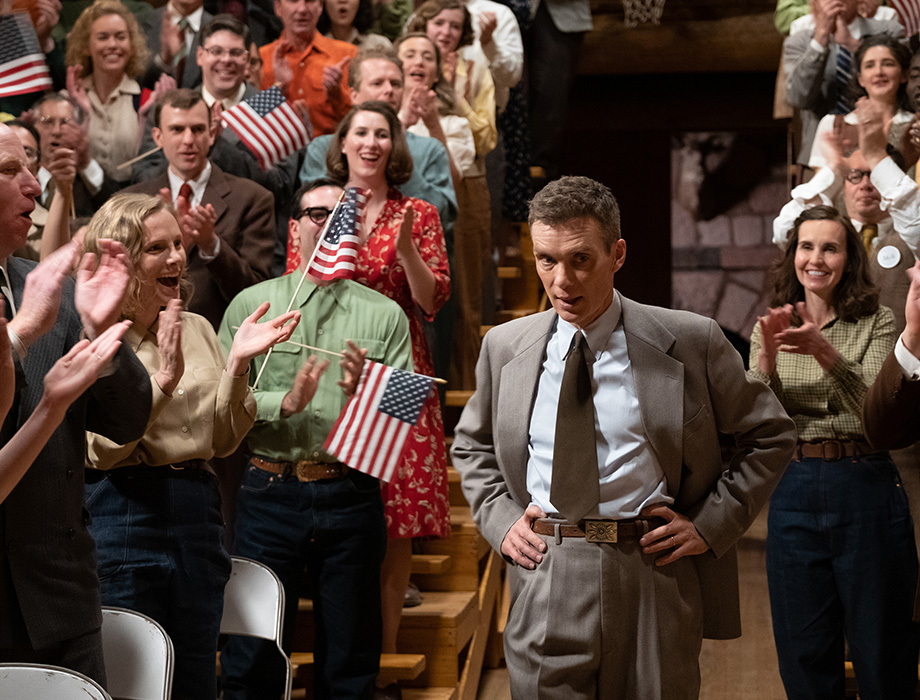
[0,628,107,686]
[85,468,231,700]
[220,464,387,700]
[767,455,920,700]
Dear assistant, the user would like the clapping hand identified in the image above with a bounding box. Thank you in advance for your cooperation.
[76,239,132,339]
[395,203,417,260]
[337,340,366,397]
[226,302,301,377]
[323,56,351,97]
[478,10,497,45]
[280,354,330,418]
[273,41,294,92]
[9,240,79,350]
[154,298,184,396]
[756,304,793,374]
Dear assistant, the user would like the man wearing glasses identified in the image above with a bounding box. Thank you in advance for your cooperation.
[30,93,120,219]
[218,178,413,700]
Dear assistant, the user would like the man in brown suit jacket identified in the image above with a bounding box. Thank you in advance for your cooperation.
[122,89,274,329]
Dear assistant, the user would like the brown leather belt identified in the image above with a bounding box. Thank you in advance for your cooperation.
[532,517,665,543]
[795,440,874,461]
[250,456,349,482]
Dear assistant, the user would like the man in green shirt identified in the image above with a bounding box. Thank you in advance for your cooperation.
[217,178,412,700]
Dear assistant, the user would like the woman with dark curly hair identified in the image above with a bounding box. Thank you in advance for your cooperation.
[65,0,150,183]
[809,33,912,170]
[749,204,920,699]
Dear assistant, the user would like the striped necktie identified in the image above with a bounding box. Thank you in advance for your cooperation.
[833,45,854,115]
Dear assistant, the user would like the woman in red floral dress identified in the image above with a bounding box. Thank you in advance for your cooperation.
[303,101,451,672]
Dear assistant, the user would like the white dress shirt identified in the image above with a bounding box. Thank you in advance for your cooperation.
[527,291,673,519]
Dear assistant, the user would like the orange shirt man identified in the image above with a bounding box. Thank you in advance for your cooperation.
[260,0,357,136]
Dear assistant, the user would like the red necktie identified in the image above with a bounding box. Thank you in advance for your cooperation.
[178,182,193,205]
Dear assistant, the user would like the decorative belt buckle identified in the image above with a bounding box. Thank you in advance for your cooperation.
[584,520,618,543]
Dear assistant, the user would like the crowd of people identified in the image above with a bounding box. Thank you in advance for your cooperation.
[6,0,920,699]
[0,0,590,699]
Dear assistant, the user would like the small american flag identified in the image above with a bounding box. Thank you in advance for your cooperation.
[220,85,309,170]
[324,361,434,483]
[304,187,367,281]
[0,13,52,98]
[891,0,920,38]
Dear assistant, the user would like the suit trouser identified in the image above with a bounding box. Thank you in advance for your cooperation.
[504,532,703,700]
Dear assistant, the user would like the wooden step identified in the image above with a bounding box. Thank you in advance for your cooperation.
[404,688,458,700]
[397,591,479,688]
[498,308,537,323]
[415,508,488,591]
[480,324,494,336]
[412,553,452,575]
[291,652,425,681]
[497,265,522,279]
[445,390,473,407]
[447,467,465,507]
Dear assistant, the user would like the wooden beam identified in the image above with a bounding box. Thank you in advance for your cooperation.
[580,12,782,75]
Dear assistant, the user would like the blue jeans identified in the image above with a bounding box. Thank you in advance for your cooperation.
[84,467,231,700]
[220,464,386,700]
[767,455,920,700]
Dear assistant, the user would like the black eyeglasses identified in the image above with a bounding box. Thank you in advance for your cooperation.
[845,168,871,184]
[297,206,333,225]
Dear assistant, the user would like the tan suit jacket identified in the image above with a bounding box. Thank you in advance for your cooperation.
[452,297,797,639]
[122,163,275,329]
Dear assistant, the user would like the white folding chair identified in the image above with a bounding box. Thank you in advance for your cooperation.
[220,556,292,700]
[101,606,175,700]
[0,662,113,699]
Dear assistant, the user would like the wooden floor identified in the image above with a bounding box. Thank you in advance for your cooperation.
[473,507,786,700]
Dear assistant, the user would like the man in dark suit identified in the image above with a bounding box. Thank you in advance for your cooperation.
[123,89,275,329]
[451,176,797,699]
[140,0,214,89]
[133,15,302,273]
[0,123,151,684]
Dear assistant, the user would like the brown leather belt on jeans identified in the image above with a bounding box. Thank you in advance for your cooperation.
[795,440,874,461]
[532,517,665,543]
[250,455,349,482]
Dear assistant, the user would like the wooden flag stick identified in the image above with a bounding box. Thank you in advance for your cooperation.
[117,146,162,170]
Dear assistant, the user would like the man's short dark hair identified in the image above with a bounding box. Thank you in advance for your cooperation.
[291,178,342,220]
[348,45,403,91]
[200,13,252,50]
[528,176,621,249]
[33,92,87,126]
[154,89,207,128]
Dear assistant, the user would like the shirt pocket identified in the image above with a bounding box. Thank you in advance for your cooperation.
[349,338,389,364]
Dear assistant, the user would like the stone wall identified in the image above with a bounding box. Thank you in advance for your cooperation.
[670,141,788,343]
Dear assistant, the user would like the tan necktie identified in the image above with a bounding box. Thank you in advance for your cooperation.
[549,332,599,524]
[174,16,190,81]
[861,223,878,257]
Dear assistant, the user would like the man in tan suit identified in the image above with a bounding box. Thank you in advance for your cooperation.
[451,176,797,700]
[121,88,274,329]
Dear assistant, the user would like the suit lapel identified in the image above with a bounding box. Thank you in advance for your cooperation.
[497,311,555,501]
[201,164,230,224]
[621,298,685,490]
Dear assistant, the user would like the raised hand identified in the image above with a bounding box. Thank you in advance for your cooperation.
[154,298,184,396]
[226,302,301,377]
[756,304,793,374]
[855,96,891,168]
[273,41,294,92]
[180,203,219,256]
[395,203,416,259]
[337,340,367,397]
[280,355,330,418]
[322,56,351,97]
[290,99,314,139]
[46,146,77,192]
[35,0,61,50]
[75,239,132,339]
[160,7,185,67]
[9,240,79,350]
[65,66,91,122]
[209,101,224,142]
[478,10,497,45]
[775,302,841,370]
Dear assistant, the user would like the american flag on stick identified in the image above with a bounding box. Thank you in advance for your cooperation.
[221,85,309,170]
[0,13,52,97]
[304,187,367,282]
[891,0,920,38]
[323,360,435,483]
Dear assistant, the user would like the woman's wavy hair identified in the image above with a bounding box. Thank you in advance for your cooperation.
[769,205,878,323]
[326,101,413,186]
[318,0,375,36]
[394,32,456,115]
[81,193,192,320]
[66,0,150,79]
[847,34,912,111]
[405,0,474,51]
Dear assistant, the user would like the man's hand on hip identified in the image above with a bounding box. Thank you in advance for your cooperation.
[639,503,709,566]
[501,504,548,569]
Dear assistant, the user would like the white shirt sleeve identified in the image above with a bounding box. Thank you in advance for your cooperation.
[772,166,841,247]
[895,334,920,380]
[871,156,920,260]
